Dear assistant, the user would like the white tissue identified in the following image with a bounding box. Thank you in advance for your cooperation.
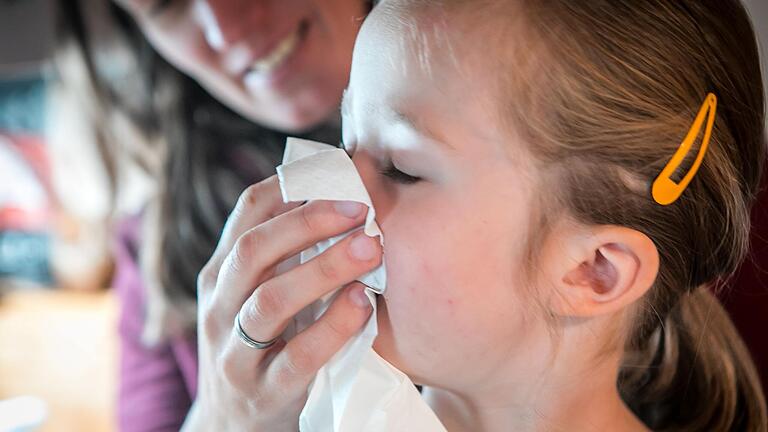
[277,138,446,432]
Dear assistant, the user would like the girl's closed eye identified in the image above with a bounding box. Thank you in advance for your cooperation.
[381,162,422,185]
[340,137,422,184]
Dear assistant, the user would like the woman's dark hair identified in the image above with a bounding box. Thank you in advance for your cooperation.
[55,0,341,339]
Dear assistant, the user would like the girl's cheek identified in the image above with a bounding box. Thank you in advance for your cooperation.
[382,240,432,304]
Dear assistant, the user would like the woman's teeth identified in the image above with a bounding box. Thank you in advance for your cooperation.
[249,29,300,74]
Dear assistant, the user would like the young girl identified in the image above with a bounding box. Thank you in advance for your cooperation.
[189,0,766,430]
[340,0,767,430]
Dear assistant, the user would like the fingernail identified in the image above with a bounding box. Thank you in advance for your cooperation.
[349,284,371,308]
[334,201,365,218]
[349,233,378,261]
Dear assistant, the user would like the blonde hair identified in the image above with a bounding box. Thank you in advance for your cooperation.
[387,0,766,426]
[493,0,767,430]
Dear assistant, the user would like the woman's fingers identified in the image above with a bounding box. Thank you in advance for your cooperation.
[212,199,371,316]
[210,176,299,267]
[198,177,383,407]
[233,230,382,350]
[265,282,374,394]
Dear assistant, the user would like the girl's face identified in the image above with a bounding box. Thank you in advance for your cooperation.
[344,5,549,393]
[115,0,367,131]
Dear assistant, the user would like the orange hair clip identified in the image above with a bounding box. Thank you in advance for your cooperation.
[652,93,717,206]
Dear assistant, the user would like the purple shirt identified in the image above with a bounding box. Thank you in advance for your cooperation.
[114,216,198,431]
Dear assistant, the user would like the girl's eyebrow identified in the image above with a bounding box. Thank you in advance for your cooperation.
[342,88,454,150]
[389,107,455,150]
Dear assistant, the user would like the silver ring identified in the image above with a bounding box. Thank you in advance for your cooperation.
[234,310,279,350]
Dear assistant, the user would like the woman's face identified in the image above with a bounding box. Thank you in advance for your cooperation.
[115,0,368,131]
[343,4,552,396]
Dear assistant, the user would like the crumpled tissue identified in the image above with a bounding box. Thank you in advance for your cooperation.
[276,137,447,432]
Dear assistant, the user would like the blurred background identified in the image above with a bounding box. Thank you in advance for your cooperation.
[0,0,766,431]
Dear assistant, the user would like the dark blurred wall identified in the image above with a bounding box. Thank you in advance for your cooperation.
[0,0,56,77]
[727,0,768,398]
[744,0,767,130]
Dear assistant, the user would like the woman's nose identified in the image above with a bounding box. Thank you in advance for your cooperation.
[194,0,265,51]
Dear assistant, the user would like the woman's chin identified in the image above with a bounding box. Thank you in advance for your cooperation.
[238,78,343,133]
[241,101,333,133]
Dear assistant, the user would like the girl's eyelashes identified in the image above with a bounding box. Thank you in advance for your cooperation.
[339,138,420,184]
[381,162,422,184]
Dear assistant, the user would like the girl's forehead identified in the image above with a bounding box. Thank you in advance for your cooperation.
[363,1,517,82]
[357,4,469,84]
[357,4,510,125]
[349,18,519,163]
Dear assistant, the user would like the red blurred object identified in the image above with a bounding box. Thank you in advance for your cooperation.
[0,132,52,232]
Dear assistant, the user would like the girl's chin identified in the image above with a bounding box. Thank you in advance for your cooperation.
[371,331,392,362]
[373,336,439,390]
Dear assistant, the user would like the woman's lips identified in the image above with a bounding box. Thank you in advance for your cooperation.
[243,20,310,89]
[247,25,302,73]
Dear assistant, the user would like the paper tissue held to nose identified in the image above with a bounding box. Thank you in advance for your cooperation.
[276,138,447,432]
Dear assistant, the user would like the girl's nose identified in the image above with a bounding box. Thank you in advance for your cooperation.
[353,152,392,223]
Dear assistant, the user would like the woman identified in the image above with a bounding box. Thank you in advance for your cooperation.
[54,0,375,430]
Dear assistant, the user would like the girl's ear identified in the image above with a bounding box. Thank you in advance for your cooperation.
[543,224,660,318]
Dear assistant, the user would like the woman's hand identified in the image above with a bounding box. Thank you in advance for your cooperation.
[181,175,382,431]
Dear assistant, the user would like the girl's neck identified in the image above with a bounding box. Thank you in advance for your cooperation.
[421,352,648,432]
